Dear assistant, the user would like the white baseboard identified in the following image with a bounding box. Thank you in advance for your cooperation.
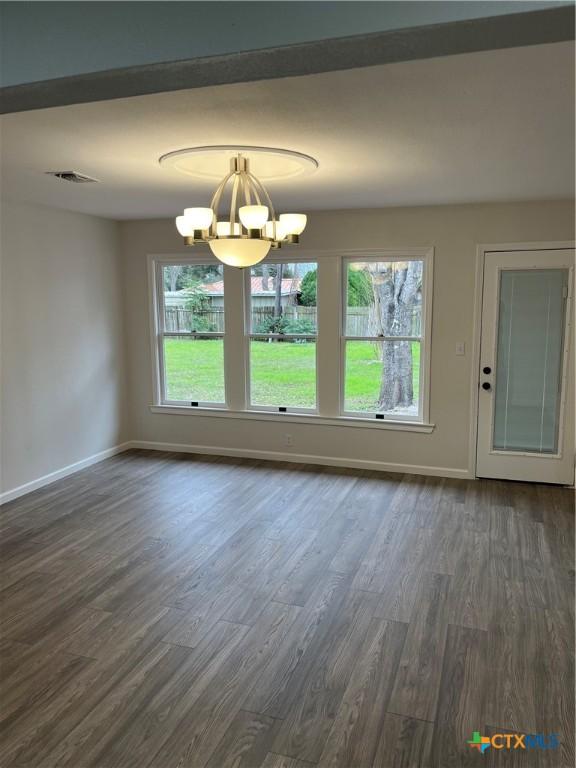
[0,442,132,505]
[0,439,472,506]
[128,440,472,480]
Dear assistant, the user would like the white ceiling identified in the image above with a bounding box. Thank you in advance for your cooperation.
[1,41,574,220]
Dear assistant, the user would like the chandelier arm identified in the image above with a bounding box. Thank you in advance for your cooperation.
[210,170,234,213]
[229,173,240,228]
[240,173,251,205]
[240,173,252,206]
[245,173,262,206]
[209,171,235,235]
[248,172,276,225]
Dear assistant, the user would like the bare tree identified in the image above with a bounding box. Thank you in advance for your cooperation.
[368,262,421,411]
[166,265,183,292]
[274,263,284,319]
[261,264,270,292]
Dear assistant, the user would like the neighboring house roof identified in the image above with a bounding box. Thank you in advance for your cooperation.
[198,277,302,297]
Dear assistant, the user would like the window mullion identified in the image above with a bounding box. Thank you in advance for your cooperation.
[316,257,341,417]
[343,335,421,342]
[223,265,248,410]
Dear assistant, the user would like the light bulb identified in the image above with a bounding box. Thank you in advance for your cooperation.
[209,238,270,268]
[216,221,241,237]
[279,213,307,235]
[175,215,194,236]
[183,207,213,230]
[239,205,269,230]
[264,221,287,240]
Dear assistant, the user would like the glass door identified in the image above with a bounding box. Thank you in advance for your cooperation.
[476,250,574,484]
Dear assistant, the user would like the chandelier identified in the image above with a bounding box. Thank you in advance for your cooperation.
[174,154,307,268]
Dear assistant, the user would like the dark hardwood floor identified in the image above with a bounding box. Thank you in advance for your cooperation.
[0,450,574,767]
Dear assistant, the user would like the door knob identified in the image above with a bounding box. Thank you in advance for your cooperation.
[482,382,491,391]
[482,366,492,374]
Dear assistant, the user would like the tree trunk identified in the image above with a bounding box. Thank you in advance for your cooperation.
[168,265,181,292]
[262,264,270,292]
[274,263,284,319]
[372,262,420,411]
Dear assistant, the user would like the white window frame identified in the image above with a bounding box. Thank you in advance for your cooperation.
[151,255,228,409]
[244,255,319,415]
[148,248,434,431]
[340,250,433,423]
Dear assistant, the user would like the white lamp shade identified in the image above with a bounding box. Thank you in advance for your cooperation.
[216,221,241,237]
[175,215,195,236]
[183,207,214,230]
[209,238,270,268]
[264,220,287,240]
[239,205,269,230]
[279,213,307,235]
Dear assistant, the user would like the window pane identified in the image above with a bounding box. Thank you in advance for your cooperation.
[493,269,567,453]
[345,261,423,337]
[163,337,225,403]
[162,264,224,332]
[344,340,420,416]
[249,262,317,334]
[250,339,316,409]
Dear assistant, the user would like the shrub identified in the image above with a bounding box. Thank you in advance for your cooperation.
[188,315,216,333]
[284,318,315,335]
[253,315,287,334]
[299,270,317,306]
[299,268,372,307]
[348,270,372,307]
[252,315,314,340]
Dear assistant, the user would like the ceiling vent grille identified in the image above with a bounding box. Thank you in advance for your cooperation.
[45,170,98,183]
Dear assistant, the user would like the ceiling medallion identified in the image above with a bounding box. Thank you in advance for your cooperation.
[159,145,318,181]
[164,147,315,268]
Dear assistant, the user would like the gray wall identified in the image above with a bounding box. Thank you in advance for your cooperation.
[1,1,568,87]
[1,197,573,496]
[120,200,575,477]
[0,200,127,494]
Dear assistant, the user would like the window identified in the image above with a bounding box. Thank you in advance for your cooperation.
[151,250,432,428]
[342,258,427,420]
[156,263,226,405]
[247,261,317,411]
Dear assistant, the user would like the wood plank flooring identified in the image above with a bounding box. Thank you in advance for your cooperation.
[0,450,574,767]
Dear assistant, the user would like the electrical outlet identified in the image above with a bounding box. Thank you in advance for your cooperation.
[284,433,294,447]
[455,342,466,356]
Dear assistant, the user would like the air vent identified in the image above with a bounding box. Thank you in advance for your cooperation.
[45,170,98,183]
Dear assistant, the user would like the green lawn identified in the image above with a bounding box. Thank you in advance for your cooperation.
[164,338,419,411]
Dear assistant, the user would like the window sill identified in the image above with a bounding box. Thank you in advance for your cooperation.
[149,405,435,433]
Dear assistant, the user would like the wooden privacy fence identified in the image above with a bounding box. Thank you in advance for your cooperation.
[164,308,226,332]
[164,306,392,335]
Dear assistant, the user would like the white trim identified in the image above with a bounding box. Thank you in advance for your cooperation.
[149,249,435,423]
[470,241,576,479]
[224,264,249,410]
[468,246,486,479]
[149,404,434,432]
[148,256,163,407]
[128,440,468,479]
[0,443,132,505]
[476,241,575,253]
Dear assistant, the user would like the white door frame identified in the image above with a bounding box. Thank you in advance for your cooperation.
[469,241,576,482]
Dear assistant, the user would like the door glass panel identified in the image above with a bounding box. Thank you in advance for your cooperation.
[493,269,567,453]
